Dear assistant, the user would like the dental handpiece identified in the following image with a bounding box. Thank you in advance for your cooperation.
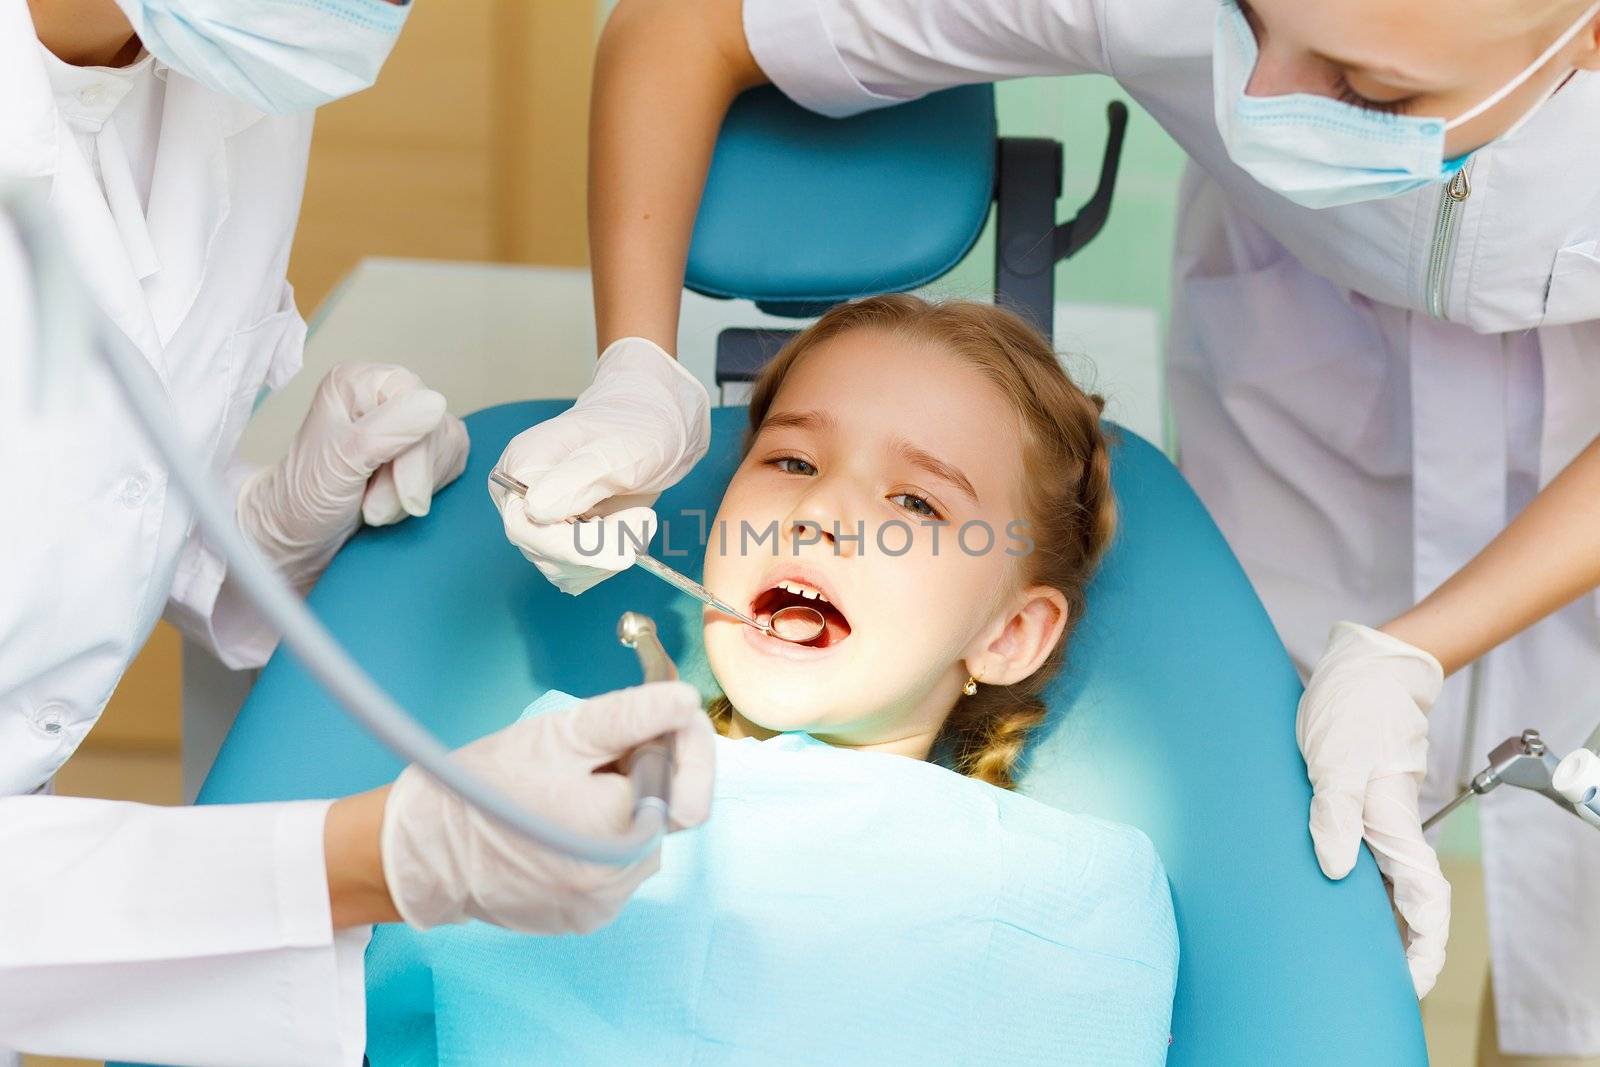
[617,611,677,823]
[490,468,824,643]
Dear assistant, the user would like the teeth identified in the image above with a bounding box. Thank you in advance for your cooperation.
[776,579,829,604]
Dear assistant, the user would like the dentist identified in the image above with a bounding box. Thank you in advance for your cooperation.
[499,0,1600,1059]
[1,2,713,1065]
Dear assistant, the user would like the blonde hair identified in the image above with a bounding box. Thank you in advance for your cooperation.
[707,295,1116,790]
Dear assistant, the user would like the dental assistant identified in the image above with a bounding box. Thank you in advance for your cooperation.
[492,0,1600,1057]
[0,2,715,1065]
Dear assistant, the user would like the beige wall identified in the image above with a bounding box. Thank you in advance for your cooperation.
[289,0,599,312]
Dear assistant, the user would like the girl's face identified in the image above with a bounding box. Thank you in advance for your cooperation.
[702,329,1067,754]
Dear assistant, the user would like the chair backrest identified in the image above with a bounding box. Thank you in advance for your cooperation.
[688,84,1128,394]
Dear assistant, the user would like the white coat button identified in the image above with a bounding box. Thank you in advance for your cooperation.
[79,85,110,107]
[34,703,67,736]
[119,474,150,507]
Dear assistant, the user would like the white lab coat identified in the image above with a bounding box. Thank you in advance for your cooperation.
[0,7,367,1065]
[746,0,1600,1053]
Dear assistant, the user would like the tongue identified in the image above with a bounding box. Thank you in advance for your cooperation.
[817,609,850,647]
[772,610,823,642]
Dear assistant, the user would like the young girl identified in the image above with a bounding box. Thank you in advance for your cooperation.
[697,293,1116,790]
[371,296,1176,1066]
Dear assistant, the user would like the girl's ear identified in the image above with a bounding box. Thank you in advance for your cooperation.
[967,586,1069,686]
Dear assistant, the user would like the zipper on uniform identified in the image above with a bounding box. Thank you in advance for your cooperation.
[1424,159,1474,320]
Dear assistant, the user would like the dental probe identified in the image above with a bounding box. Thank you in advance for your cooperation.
[489,468,826,643]
[617,612,678,822]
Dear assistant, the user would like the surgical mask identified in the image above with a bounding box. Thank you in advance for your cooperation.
[118,0,413,115]
[1213,0,1600,208]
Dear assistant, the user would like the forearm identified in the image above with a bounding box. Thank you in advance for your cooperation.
[29,0,139,66]
[325,786,401,927]
[588,0,764,353]
[1384,433,1600,675]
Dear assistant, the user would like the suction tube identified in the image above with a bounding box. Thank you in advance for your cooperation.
[7,183,664,866]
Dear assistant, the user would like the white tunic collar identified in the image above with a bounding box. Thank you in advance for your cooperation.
[37,43,162,283]
[36,44,155,132]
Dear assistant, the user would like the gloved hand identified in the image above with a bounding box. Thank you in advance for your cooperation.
[239,363,470,590]
[1297,621,1450,998]
[490,337,710,595]
[379,681,716,934]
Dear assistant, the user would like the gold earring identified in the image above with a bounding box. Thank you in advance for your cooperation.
[963,675,979,697]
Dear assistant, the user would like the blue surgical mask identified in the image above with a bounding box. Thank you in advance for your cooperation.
[1212,0,1599,209]
[117,0,413,115]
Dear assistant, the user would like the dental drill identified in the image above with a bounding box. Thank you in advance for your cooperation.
[617,612,677,823]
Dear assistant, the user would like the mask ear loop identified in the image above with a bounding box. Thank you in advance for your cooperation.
[1444,0,1600,131]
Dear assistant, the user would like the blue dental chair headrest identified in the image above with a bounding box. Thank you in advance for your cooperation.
[685,86,995,315]
[182,85,1423,1066]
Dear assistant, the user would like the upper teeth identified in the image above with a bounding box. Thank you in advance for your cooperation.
[777,579,828,603]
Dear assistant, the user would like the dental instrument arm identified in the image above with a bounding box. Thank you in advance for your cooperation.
[1421,730,1600,834]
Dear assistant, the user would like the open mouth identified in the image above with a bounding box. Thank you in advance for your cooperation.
[750,578,853,649]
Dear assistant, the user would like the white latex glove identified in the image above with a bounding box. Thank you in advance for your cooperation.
[1297,621,1450,998]
[380,681,716,934]
[490,337,710,594]
[239,363,470,590]
[496,501,661,597]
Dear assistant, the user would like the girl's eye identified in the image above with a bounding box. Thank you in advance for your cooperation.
[890,492,941,519]
[773,456,817,476]
[1332,73,1411,116]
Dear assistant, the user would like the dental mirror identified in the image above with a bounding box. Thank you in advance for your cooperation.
[768,604,828,643]
[629,552,826,643]
[490,468,828,644]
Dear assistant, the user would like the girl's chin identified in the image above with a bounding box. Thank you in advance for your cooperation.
[718,695,825,736]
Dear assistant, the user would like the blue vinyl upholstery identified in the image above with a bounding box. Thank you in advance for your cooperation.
[685,86,995,311]
[187,402,1426,1066]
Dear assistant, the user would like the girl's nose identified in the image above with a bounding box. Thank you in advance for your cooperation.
[783,517,863,559]
[784,484,863,559]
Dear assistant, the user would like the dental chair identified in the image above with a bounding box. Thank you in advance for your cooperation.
[180,87,1427,1065]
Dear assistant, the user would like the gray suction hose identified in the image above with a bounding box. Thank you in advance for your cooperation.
[6,182,664,866]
